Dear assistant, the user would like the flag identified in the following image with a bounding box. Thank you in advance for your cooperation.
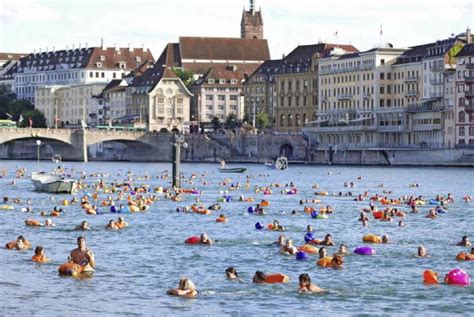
[19,114,24,123]
[29,116,33,128]
[55,116,61,123]
[380,24,383,36]
[81,119,88,129]
[334,31,338,37]
[5,113,12,119]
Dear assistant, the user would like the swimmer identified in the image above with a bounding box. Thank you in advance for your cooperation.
[116,216,128,228]
[331,254,344,269]
[335,244,348,256]
[167,277,198,298]
[318,247,327,259]
[358,212,368,222]
[200,233,213,245]
[225,267,241,281]
[457,236,472,247]
[321,234,335,246]
[280,239,297,255]
[75,221,90,231]
[398,220,405,227]
[32,246,50,263]
[306,225,313,233]
[298,273,324,293]
[271,220,284,231]
[362,219,368,227]
[252,271,267,283]
[6,235,30,250]
[417,246,427,257]
[44,219,55,227]
[70,236,95,272]
[273,235,286,247]
[105,220,118,230]
[382,235,390,244]
[426,209,437,219]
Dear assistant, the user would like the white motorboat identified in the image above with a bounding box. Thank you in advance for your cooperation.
[31,172,76,193]
[265,157,288,170]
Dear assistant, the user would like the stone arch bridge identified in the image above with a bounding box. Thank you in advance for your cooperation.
[0,128,309,162]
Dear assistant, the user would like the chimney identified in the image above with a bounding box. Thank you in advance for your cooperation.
[467,27,472,44]
[79,43,81,49]
[72,44,74,50]
[85,42,88,49]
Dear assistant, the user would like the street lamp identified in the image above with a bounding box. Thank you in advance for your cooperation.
[36,139,42,162]
[171,134,188,189]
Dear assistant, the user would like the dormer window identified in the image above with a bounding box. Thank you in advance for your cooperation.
[230,79,238,84]
[208,79,215,84]
[219,79,226,84]
[100,55,105,61]
[135,56,141,62]
[96,62,102,68]
[119,61,126,69]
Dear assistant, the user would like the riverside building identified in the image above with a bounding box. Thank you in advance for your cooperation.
[13,45,153,104]
[306,30,472,150]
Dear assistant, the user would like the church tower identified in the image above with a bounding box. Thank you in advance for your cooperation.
[241,0,263,39]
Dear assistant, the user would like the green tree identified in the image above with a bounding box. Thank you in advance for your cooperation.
[256,112,270,129]
[0,86,17,119]
[172,67,196,88]
[18,109,46,128]
[211,116,221,132]
[8,99,34,120]
[225,113,238,129]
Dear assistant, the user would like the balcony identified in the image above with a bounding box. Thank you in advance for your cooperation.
[407,103,446,113]
[337,94,353,100]
[404,91,418,97]
[404,76,419,82]
[464,76,474,83]
[303,123,377,133]
[430,78,444,85]
[429,64,444,72]
[413,124,442,131]
[429,92,443,98]
[463,103,474,111]
[377,125,406,132]
[467,63,474,70]
[465,90,474,98]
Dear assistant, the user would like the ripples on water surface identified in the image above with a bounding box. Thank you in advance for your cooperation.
[0,161,472,316]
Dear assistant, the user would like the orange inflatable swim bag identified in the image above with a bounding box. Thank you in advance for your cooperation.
[58,262,84,277]
[25,219,42,227]
[32,255,48,263]
[260,200,270,207]
[317,257,333,268]
[423,270,439,284]
[363,234,382,243]
[298,244,318,254]
[373,211,383,219]
[265,273,289,284]
[5,241,16,249]
[216,216,227,223]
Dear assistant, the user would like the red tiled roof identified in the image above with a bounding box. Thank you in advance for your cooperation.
[0,52,28,61]
[86,47,154,70]
[179,36,270,61]
[193,63,262,88]
[156,43,181,67]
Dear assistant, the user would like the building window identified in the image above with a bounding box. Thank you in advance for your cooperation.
[381,59,385,65]
[380,72,385,80]
[459,126,465,136]
[459,111,465,122]
[218,95,225,102]
[206,95,214,101]
[89,72,93,78]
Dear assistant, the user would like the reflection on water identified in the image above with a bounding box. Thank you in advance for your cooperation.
[0,161,473,315]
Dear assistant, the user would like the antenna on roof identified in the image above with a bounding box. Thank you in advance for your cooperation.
[101,37,104,49]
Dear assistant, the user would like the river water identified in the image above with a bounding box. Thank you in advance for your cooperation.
[0,161,472,316]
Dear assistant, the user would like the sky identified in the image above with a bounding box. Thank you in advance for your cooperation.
[0,0,472,60]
